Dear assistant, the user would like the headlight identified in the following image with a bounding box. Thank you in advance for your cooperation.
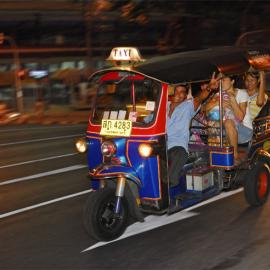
[138,143,153,157]
[101,141,116,157]
[75,138,88,153]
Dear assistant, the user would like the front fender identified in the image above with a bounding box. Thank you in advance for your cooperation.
[89,164,142,187]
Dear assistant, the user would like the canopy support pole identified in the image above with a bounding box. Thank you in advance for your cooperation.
[219,79,223,147]
[132,80,136,112]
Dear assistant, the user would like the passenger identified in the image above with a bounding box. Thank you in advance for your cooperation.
[168,73,218,187]
[200,82,220,145]
[191,81,216,144]
[203,75,249,161]
[238,70,267,143]
[222,76,249,161]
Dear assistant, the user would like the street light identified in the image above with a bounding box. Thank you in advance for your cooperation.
[0,33,24,113]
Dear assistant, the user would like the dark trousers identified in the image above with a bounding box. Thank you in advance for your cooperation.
[168,146,188,187]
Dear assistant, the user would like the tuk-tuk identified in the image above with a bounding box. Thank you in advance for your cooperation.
[76,46,270,241]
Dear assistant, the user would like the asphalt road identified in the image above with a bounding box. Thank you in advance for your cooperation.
[1,124,270,270]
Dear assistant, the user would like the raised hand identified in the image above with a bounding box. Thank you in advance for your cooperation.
[208,72,221,90]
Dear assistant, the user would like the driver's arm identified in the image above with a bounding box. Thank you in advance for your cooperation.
[194,88,213,111]
[193,72,219,111]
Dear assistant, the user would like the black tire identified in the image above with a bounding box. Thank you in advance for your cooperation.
[244,162,270,206]
[83,188,129,241]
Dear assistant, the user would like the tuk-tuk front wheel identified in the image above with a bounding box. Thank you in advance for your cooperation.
[244,162,270,206]
[83,188,129,241]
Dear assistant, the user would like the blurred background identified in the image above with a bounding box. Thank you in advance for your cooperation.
[0,0,269,114]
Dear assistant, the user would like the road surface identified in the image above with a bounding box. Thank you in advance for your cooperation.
[1,124,270,270]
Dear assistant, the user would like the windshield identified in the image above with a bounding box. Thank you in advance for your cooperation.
[91,72,161,126]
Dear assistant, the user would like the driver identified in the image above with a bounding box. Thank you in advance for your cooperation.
[168,73,218,187]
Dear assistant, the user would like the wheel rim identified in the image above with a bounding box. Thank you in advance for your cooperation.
[257,171,268,199]
[98,200,124,232]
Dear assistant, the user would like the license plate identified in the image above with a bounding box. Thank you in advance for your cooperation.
[100,119,132,137]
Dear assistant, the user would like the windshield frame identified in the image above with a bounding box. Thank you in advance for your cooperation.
[89,71,162,128]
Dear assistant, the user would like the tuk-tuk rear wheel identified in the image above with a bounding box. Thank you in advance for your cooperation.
[83,188,129,241]
[244,162,270,206]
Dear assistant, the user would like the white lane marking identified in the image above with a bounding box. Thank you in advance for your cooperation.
[0,153,78,169]
[83,211,199,252]
[182,188,243,212]
[0,125,85,133]
[0,189,93,219]
[0,164,87,186]
[82,188,243,252]
[0,133,84,146]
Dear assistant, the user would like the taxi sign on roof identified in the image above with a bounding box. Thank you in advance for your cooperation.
[107,47,144,63]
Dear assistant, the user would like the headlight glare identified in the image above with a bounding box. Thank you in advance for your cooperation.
[75,138,88,153]
[138,143,153,157]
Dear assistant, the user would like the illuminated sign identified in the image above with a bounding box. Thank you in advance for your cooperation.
[29,70,48,79]
[107,47,144,63]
